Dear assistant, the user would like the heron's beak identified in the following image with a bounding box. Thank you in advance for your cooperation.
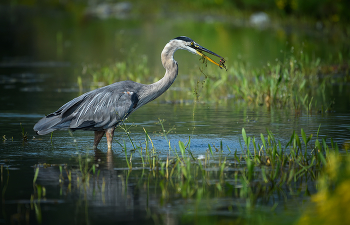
[194,45,226,70]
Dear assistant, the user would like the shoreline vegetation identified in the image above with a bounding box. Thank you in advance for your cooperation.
[83,50,349,111]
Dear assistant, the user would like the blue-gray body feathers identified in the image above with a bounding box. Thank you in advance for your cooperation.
[34,80,142,135]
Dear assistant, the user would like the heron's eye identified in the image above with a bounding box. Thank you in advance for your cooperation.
[191,42,194,46]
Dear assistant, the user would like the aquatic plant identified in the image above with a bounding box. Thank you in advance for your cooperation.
[20,123,28,142]
[18,123,349,225]
[77,122,337,199]
[84,50,348,112]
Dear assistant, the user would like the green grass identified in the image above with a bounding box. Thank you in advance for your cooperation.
[82,51,349,112]
[20,123,28,142]
[44,123,348,222]
[81,52,150,90]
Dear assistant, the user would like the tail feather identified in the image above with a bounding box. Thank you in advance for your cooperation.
[34,93,90,135]
[34,116,65,135]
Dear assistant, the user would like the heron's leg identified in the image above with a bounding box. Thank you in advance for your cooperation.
[106,127,115,150]
[94,131,105,149]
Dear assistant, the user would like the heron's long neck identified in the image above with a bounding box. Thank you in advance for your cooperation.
[139,42,179,105]
[156,44,179,94]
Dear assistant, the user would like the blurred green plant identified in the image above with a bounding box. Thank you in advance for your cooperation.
[85,50,348,111]
[298,152,350,225]
[86,53,150,90]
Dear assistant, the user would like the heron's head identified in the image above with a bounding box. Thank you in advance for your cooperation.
[172,36,226,69]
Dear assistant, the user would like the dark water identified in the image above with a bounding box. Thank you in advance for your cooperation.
[1,73,350,224]
[1,6,350,225]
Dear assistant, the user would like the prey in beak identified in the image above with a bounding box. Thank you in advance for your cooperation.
[192,44,227,70]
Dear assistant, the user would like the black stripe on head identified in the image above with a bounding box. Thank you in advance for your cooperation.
[173,36,194,43]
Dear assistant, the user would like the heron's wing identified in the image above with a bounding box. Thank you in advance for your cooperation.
[67,89,139,130]
[34,80,142,134]
[44,87,139,131]
[46,94,87,118]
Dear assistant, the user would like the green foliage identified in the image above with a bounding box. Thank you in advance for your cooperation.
[86,53,150,90]
[297,152,350,225]
[199,53,342,110]
[86,50,347,111]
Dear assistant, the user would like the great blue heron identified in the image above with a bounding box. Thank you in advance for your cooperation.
[34,36,225,150]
